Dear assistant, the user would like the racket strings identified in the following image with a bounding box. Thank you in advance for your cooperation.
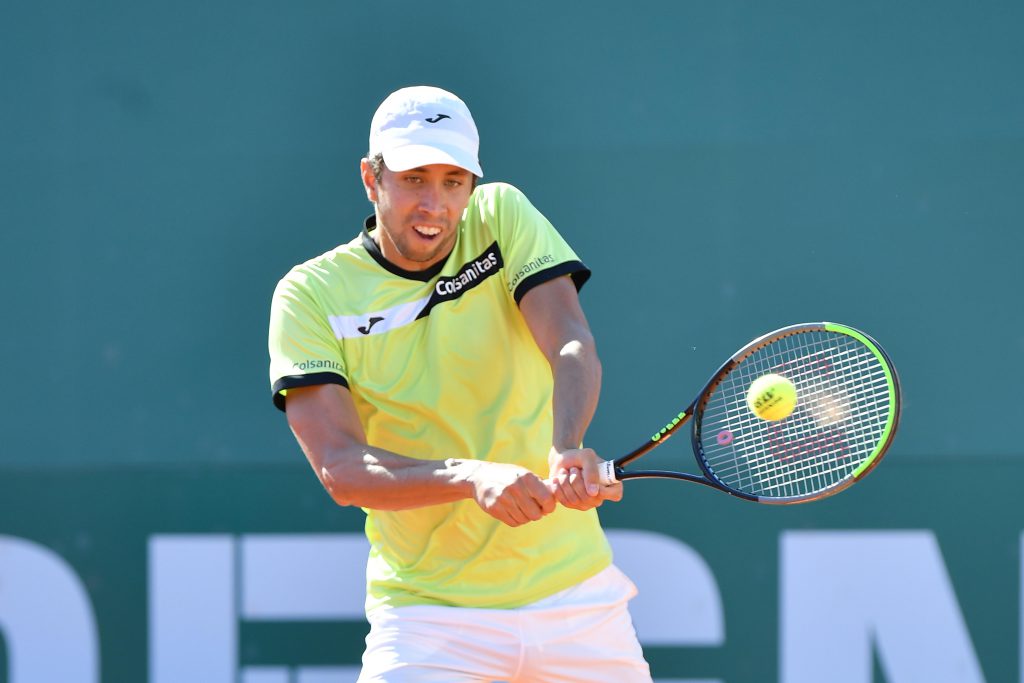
[732,341,888,495]
[698,331,893,501]
[735,340,889,495]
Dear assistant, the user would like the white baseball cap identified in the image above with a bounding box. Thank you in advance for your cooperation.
[368,86,483,177]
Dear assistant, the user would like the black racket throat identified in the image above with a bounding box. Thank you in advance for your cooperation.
[615,405,696,470]
[615,468,704,484]
[613,467,759,500]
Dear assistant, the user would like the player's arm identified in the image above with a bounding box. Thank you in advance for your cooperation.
[519,275,623,509]
[284,383,556,526]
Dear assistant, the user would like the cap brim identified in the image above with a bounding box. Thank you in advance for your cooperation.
[382,144,483,178]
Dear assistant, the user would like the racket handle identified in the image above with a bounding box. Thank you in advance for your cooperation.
[598,460,619,486]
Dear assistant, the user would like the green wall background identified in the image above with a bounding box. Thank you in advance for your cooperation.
[2,1,1022,681]
[2,0,1022,465]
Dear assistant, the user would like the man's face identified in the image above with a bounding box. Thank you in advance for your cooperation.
[362,161,475,272]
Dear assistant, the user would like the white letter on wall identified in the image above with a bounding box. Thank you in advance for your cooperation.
[607,529,724,648]
[781,530,983,683]
[149,535,236,683]
[0,535,99,682]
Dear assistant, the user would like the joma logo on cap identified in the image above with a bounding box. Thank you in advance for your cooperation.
[425,114,451,123]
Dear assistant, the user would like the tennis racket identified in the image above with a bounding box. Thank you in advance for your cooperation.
[599,322,901,504]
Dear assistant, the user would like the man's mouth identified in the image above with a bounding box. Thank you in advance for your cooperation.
[413,225,442,238]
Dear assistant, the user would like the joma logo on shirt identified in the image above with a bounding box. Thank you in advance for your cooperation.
[357,316,384,334]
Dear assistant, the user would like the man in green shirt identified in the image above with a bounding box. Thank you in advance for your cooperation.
[269,85,650,682]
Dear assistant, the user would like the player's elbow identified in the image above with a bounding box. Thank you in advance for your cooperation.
[319,463,361,508]
[559,337,602,381]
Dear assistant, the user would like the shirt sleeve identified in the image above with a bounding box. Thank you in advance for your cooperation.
[481,183,591,304]
[268,271,348,412]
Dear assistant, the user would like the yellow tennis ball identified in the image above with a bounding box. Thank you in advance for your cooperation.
[747,373,798,421]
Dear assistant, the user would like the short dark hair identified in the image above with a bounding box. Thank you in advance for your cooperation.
[366,152,479,189]
[367,152,386,184]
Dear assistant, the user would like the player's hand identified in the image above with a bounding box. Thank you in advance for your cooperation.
[467,461,556,527]
[547,447,623,511]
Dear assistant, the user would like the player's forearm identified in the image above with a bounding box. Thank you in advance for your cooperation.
[318,447,478,510]
[549,337,602,451]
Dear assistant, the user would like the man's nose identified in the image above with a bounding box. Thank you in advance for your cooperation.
[417,184,445,214]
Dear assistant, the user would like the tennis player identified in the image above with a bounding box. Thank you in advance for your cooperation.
[268,85,651,682]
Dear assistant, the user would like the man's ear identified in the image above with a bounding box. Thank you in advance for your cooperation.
[359,158,378,203]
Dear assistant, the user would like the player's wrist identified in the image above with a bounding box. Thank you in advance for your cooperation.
[548,443,582,465]
[444,458,482,498]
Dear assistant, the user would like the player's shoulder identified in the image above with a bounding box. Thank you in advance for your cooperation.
[465,182,542,231]
[275,233,366,294]
[470,181,530,209]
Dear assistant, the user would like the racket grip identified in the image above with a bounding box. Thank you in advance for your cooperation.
[598,460,619,486]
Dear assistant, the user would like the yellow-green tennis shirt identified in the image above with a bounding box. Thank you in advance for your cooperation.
[268,182,612,612]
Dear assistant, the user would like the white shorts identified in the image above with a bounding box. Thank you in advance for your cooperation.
[358,564,651,683]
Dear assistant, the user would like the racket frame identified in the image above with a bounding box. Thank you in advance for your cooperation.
[603,322,902,504]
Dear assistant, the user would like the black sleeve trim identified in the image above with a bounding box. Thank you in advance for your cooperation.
[271,372,350,412]
[513,260,591,305]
